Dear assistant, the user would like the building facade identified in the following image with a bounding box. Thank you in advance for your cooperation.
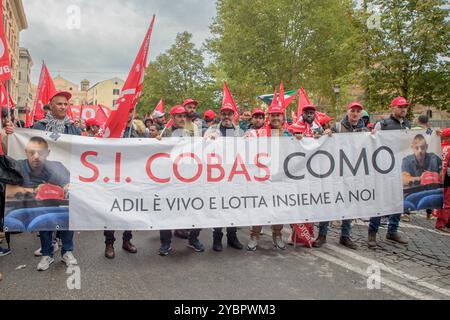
[16,46,32,108]
[87,77,124,108]
[53,75,89,106]
[2,0,27,102]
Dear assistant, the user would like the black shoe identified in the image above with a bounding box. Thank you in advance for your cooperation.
[188,239,205,252]
[159,244,172,256]
[227,236,243,250]
[213,239,223,252]
[313,235,326,248]
[339,237,357,250]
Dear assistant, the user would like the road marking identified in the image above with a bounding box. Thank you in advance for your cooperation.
[312,251,437,300]
[325,244,450,298]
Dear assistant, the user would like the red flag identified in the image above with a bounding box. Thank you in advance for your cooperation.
[269,87,278,108]
[34,62,56,120]
[279,81,299,110]
[103,16,156,138]
[67,103,75,121]
[296,87,313,118]
[222,81,239,122]
[25,104,33,127]
[0,0,11,82]
[0,81,14,107]
[165,118,173,129]
[96,105,109,124]
[152,97,164,117]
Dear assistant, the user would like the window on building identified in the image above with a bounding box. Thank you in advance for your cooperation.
[113,89,120,95]
[18,72,21,81]
[113,100,117,106]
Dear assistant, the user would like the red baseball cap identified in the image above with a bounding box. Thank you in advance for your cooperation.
[35,184,65,201]
[302,104,316,112]
[182,99,198,107]
[221,103,236,113]
[170,105,187,116]
[204,110,216,119]
[268,106,284,114]
[442,128,450,138]
[252,108,265,116]
[391,97,409,108]
[49,91,72,103]
[421,172,441,185]
[347,101,364,110]
[319,115,333,126]
[85,118,101,128]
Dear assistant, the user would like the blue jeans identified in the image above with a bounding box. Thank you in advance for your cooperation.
[40,231,74,257]
[319,220,352,238]
[160,229,201,246]
[369,214,401,235]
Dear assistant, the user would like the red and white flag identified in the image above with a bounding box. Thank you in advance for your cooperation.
[103,15,156,138]
[152,97,164,117]
[0,0,11,82]
[33,62,56,120]
[0,81,14,107]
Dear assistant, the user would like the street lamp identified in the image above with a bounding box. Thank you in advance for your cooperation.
[333,84,341,120]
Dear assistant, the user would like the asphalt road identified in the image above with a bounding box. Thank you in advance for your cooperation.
[1,219,449,300]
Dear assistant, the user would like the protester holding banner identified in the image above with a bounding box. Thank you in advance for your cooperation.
[247,105,292,251]
[31,91,80,271]
[249,108,266,131]
[204,105,245,252]
[314,101,369,250]
[369,97,411,249]
[158,105,205,255]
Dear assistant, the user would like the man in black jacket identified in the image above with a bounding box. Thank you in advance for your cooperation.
[369,97,411,249]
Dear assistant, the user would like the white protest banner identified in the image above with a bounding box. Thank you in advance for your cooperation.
[3,129,442,232]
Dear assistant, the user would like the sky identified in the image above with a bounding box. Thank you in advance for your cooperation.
[20,0,217,87]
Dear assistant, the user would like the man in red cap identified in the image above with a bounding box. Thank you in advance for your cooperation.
[435,128,450,233]
[203,109,216,134]
[158,105,205,255]
[332,101,368,133]
[85,118,101,137]
[31,91,81,271]
[182,98,201,137]
[250,108,266,130]
[204,104,244,251]
[246,105,294,251]
[368,97,411,248]
[314,102,369,250]
[375,96,411,131]
[293,104,332,138]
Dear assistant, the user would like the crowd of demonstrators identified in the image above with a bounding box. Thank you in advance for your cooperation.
[1,92,449,275]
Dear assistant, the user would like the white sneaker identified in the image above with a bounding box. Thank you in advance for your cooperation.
[273,236,286,250]
[34,242,60,257]
[247,237,258,251]
[37,256,54,271]
[61,252,78,267]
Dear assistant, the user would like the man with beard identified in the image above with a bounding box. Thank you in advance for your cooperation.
[204,105,245,251]
[246,105,293,251]
[159,105,205,255]
[182,98,201,137]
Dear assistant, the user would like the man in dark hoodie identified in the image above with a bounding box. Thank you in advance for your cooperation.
[313,102,368,250]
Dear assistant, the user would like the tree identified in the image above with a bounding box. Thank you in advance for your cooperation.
[139,32,219,116]
[207,0,362,113]
[361,0,449,116]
